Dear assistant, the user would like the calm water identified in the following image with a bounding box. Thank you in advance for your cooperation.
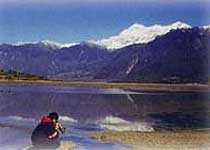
[0,84,210,149]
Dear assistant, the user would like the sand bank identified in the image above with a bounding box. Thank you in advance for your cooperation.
[90,130,210,150]
[0,79,209,92]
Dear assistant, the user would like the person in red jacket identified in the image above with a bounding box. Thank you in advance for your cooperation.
[31,112,65,149]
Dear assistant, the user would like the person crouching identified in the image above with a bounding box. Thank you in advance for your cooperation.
[31,112,65,150]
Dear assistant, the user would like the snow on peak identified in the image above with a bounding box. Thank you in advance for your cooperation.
[91,21,191,50]
[202,24,210,30]
[39,40,62,49]
[170,21,191,28]
[13,40,78,49]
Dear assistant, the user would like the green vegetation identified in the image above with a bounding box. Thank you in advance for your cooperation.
[0,69,47,80]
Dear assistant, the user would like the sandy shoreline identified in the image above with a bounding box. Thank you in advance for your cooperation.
[0,79,209,92]
[58,141,76,150]
[90,130,210,150]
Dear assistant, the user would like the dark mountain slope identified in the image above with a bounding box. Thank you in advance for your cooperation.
[95,27,210,83]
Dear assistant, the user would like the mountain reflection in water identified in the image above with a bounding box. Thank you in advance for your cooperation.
[0,84,209,130]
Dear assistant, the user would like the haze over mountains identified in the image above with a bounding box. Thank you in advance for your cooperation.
[0,22,209,83]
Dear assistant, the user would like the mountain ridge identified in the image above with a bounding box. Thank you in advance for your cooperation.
[3,21,210,51]
[91,21,191,50]
[0,26,209,83]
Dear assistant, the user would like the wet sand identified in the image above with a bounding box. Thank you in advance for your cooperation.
[90,130,210,150]
[58,141,76,150]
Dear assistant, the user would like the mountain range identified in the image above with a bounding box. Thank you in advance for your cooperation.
[0,22,209,83]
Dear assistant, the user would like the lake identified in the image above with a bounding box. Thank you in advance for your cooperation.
[0,83,209,149]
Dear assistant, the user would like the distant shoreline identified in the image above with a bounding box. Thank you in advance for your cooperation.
[0,79,209,92]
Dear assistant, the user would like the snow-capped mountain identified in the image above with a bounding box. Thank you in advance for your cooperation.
[94,27,210,83]
[7,22,210,51]
[91,21,191,50]
[203,24,210,30]
[0,26,209,83]
[13,40,78,49]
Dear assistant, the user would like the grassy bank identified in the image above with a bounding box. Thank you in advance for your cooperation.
[0,69,46,81]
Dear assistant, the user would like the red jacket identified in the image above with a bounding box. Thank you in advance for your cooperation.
[40,116,53,123]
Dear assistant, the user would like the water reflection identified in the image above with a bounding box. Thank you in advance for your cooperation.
[0,84,210,129]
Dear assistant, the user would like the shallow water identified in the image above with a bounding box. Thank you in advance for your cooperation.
[0,84,209,149]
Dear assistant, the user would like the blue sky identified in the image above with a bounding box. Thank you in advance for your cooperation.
[0,0,210,44]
